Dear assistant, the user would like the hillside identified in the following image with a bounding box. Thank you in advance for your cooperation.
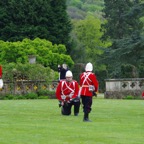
[66,0,104,20]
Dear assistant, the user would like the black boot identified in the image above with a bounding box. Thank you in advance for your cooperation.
[83,113,92,122]
[74,113,79,116]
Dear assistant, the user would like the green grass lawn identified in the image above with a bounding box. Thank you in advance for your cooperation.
[0,95,144,144]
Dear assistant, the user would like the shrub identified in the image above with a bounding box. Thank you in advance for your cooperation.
[4,94,14,100]
[38,96,49,99]
[45,91,56,99]
[124,95,134,100]
[14,95,26,100]
[1,91,56,100]
[37,89,50,96]
[24,93,38,99]
[37,89,56,99]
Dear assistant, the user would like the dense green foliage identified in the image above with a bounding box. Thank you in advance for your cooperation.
[49,0,72,48]
[71,15,110,72]
[0,0,72,48]
[0,38,74,70]
[102,0,135,40]
[0,0,143,92]
[1,90,56,100]
[2,63,56,82]
[121,64,139,78]
[67,0,104,20]
[101,0,144,78]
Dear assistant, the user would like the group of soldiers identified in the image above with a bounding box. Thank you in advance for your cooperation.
[56,62,99,122]
[0,63,99,122]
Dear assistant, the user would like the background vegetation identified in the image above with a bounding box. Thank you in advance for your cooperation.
[0,0,144,92]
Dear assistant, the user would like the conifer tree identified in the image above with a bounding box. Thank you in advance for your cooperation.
[0,0,72,48]
[101,0,144,77]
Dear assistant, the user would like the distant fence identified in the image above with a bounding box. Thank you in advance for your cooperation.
[105,78,144,99]
[0,80,58,95]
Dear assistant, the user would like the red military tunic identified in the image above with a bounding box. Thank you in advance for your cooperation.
[142,92,144,98]
[56,80,79,102]
[80,71,99,97]
[0,65,2,78]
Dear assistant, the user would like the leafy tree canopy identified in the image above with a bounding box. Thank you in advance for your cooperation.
[101,0,144,77]
[71,14,110,71]
[3,63,56,82]
[0,38,74,70]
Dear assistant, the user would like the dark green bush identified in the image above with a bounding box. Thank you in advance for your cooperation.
[4,94,14,100]
[45,91,56,99]
[1,91,56,100]
[37,89,56,99]
[38,96,49,99]
[124,95,134,100]
[14,95,26,100]
[37,89,50,96]
[121,64,138,78]
[24,93,38,99]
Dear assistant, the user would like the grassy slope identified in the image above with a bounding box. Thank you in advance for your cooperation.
[0,97,144,144]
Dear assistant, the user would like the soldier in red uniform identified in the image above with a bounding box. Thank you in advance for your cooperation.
[0,65,2,78]
[79,62,99,122]
[56,70,80,116]
[142,91,144,99]
[0,65,3,88]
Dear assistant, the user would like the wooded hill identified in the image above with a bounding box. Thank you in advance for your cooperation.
[67,0,104,20]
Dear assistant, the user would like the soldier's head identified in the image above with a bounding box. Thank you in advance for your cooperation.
[62,63,67,70]
[65,70,73,82]
[85,62,93,72]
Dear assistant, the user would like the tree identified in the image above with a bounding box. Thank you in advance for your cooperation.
[72,15,109,71]
[0,0,72,48]
[0,38,74,70]
[49,0,72,49]
[101,0,144,77]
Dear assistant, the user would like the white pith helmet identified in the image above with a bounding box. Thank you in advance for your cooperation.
[85,62,93,71]
[66,70,73,77]
[0,79,3,88]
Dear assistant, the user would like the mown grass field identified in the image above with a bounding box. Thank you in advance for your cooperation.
[0,95,144,144]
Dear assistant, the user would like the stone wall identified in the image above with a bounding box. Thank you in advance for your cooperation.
[104,78,144,99]
[0,80,58,95]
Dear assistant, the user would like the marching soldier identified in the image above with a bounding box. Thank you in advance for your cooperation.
[0,65,3,88]
[79,62,99,122]
[0,65,2,78]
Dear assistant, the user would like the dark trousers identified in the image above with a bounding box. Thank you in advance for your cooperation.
[81,96,92,114]
[61,100,80,115]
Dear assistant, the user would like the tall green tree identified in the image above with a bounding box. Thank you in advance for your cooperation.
[101,0,144,77]
[0,0,50,41]
[49,0,72,49]
[0,0,72,48]
[101,0,134,40]
[72,15,109,70]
